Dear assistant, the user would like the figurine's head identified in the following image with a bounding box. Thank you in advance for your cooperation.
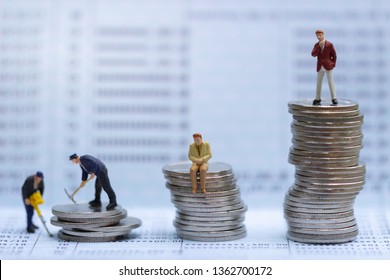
[69,153,80,164]
[34,171,44,183]
[193,133,203,145]
[315,30,324,41]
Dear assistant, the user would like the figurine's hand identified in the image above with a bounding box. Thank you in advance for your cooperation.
[79,181,87,188]
[24,198,31,205]
[89,173,95,181]
[196,159,203,165]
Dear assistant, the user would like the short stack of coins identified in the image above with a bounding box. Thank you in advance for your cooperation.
[284,99,365,243]
[51,203,141,242]
[162,162,247,242]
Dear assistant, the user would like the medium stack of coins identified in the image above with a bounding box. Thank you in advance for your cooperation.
[284,99,365,243]
[162,162,247,242]
[51,203,141,242]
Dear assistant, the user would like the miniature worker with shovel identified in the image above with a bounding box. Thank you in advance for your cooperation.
[68,153,117,210]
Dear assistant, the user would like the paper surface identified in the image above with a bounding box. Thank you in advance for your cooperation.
[1,205,390,260]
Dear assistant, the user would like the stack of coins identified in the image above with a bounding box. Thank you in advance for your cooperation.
[162,162,247,242]
[284,99,365,243]
[50,203,141,242]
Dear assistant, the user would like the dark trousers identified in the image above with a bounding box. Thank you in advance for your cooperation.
[94,167,116,203]
[24,203,34,228]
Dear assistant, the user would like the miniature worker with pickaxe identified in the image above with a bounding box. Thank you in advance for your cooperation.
[69,153,117,210]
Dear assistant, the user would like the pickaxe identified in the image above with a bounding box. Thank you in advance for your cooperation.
[64,176,94,204]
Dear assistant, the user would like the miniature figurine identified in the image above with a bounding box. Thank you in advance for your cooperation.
[28,190,53,237]
[188,133,212,193]
[69,153,117,210]
[311,29,338,105]
[21,171,44,233]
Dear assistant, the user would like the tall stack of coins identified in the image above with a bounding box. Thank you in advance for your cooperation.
[162,162,247,242]
[284,99,365,243]
[51,203,141,242]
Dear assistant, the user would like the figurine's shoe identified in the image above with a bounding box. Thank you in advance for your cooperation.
[27,226,35,233]
[312,99,321,105]
[106,201,117,210]
[332,98,338,105]
[201,189,207,194]
[32,223,39,229]
[89,199,102,207]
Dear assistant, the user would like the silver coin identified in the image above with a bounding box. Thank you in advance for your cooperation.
[292,114,364,123]
[288,156,359,167]
[293,182,364,192]
[165,182,236,193]
[289,110,360,119]
[291,139,363,150]
[288,99,359,110]
[173,201,246,213]
[290,148,361,158]
[292,116,363,124]
[291,127,361,136]
[166,178,237,188]
[164,173,235,182]
[294,179,365,188]
[52,203,123,219]
[58,230,128,242]
[174,221,243,232]
[293,133,363,142]
[287,186,358,199]
[168,187,240,197]
[284,198,353,209]
[286,193,356,204]
[287,230,358,244]
[171,192,241,203]
[296,167,366,175]
[292,124,362,132]
[291,139,363,148]
[284,214,356,224]
[62,228,131,238]
[294,173,364,183]
[287,219,357,229]
[284,209,354,219]
[284,204,353,214]
[178,231,247,242]
[288,228,358,236]
[292,119,362,127]
[172,198,243,209]
[176,212,245,222]
[175,216,245,227]
[177,204,247,217]
[84,217,142,232]
[288,223,358,235]
[162,161,233,177]
[58,209,128,223]
[176,225,246,237]
[50,216,119,229]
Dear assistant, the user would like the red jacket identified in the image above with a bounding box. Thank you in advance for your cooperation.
[311,40,337,72]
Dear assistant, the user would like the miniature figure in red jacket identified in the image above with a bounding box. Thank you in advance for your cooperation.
[311,30,338,105]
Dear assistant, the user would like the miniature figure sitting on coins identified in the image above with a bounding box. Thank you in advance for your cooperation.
[188,133,212,193]
[311,29,338,106]
[69,153,117,210]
